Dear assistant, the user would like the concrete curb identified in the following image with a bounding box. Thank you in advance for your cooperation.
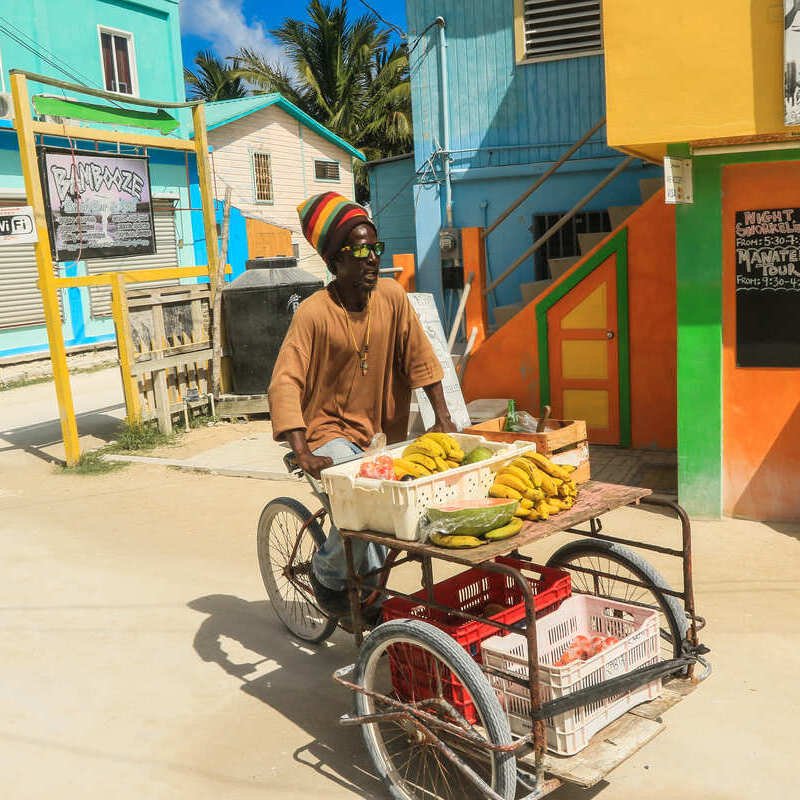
[104,452,298,481]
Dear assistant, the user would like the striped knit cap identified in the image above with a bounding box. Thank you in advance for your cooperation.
[297,192,375,263]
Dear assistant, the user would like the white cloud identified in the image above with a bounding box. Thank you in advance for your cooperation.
[180,0,287,65]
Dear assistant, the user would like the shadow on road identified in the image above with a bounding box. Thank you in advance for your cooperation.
[188,593,385,798]
[0,403,125,463]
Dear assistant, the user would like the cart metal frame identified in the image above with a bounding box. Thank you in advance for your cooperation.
[331,480,709,798]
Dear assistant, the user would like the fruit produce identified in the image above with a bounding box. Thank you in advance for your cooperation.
[484,517,523,541]
[430,533,486,549]
[357,455,395,479]
[463,445,493,464]
[554,634,620,666]
[489,450,580,523]
[391,433,467,479]
[426,498,518,537]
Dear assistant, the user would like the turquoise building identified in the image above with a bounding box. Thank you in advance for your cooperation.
[372,0,661,325]
[0,0,202,359]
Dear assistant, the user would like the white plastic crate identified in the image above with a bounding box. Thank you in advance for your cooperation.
[320,433,535,541]
[480,594,662,755]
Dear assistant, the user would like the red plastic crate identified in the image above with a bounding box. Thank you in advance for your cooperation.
[381,557,571,723]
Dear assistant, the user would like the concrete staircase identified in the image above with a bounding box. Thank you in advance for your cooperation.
[490,178,659,331]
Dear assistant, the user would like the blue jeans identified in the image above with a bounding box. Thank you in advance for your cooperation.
[311,438,389,592]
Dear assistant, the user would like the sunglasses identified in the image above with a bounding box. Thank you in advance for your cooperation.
[340,241,385,259]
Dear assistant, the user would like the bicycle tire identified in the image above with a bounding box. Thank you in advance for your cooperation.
[546,539,689,660]
[257,497,338,644]
[353,619,517,800]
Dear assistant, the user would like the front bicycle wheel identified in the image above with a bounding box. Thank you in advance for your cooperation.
[257,497,338,644]
[546,539,688,660]
[353,619,517,800]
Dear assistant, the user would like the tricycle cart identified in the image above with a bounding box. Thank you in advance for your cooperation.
[257,470,710,800]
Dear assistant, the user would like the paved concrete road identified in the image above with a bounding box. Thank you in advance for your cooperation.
[1,376,798,799]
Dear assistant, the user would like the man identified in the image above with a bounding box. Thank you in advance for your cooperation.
[268,191,456,616]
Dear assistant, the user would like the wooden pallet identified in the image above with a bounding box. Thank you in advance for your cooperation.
[124,285,213,433]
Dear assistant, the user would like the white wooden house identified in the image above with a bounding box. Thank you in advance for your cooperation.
[203,95,365,280]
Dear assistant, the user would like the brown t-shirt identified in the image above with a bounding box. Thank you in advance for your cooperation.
[268,279,443,451]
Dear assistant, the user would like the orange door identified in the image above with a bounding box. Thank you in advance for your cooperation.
[548,257,620,444]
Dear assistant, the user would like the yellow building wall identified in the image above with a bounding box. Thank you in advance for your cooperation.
[604,1,798,160]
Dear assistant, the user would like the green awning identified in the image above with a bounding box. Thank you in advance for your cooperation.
[32,95,179,135]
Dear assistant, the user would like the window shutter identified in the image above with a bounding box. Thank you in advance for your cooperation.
[314,160,340,181]
[522,0,603,61]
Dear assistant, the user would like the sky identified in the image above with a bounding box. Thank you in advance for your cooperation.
[179,0,409,70]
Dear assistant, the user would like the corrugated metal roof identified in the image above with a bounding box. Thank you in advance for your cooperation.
[201,94,365,161]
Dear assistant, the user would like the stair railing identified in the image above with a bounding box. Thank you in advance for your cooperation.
[483,154,635,296]
[482,117,607,240]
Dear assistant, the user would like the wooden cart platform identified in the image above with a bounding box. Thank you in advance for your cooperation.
[339,480,652,565]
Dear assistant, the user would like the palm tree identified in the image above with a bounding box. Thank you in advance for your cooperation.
[232,1,412,196]
[184,50,248,102]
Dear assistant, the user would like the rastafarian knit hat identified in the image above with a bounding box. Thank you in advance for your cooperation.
[297,191,376,263]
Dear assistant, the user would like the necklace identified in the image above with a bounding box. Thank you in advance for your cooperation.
[331,284,371,376]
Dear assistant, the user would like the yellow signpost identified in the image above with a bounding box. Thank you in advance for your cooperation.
[9,70,223,466]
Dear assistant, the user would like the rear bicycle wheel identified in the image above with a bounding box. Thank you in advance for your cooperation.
[353,619,517,800]
[546,539,688,660]
[257,497,338,644]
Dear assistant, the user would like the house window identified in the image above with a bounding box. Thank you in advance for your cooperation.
[516,0,603,63]
[251,152,274,202]
[314,160,340,181]
[531,210,610,281]
[99,27,137,95]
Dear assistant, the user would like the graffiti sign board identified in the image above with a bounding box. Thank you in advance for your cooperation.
[38,147,156,261]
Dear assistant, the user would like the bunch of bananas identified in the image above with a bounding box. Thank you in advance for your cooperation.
[430,517,523,549]
[393,433,465,479]
[489,450,579,521]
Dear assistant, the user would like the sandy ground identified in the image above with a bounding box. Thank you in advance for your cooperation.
[1,371,798,799]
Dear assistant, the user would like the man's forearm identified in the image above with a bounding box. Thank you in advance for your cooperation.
[422,381,455,430]
[285,428,311,456]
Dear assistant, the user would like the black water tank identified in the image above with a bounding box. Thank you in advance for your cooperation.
[222,257,323,394]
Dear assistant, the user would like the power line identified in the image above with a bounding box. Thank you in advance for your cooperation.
[354,0,407,39]
[0,15,128,109]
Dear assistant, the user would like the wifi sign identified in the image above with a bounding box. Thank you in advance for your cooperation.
[0,206,38,245]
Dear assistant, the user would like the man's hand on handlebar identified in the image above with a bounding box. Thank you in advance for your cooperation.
[296,451,333,480]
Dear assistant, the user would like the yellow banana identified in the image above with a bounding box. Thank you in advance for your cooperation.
[404,452,437,471]
[415,434,446,458]
[539,473,559,497]
[489,484,523,501]
[519,498,534,509]
[524,488,545,502]
[424,432,460,458]
[523,451,573,481]
[430,533,486,549]
[393,458,430,478]
[495,473,529,494]
[557,482,575,499]
[404,442,439,460]
[445,459,461,469]
[484,517,523,541]
[534,501,551,519]
[501,465,534,486]
[541,500,562,514]
[433,456,450,472]
[519,463,544,488]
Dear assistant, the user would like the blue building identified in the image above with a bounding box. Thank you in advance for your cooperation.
[371,0,661,327]
[0,0,201,360]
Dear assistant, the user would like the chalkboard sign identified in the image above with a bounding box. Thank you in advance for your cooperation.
[734,208,800,367]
